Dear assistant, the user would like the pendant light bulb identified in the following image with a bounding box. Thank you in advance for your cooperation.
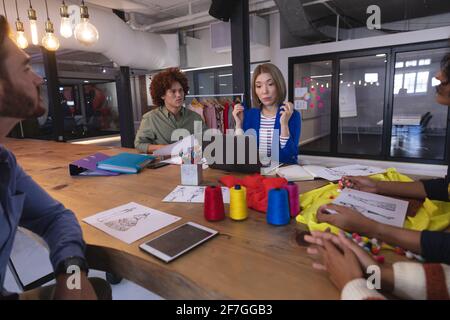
[14,0,28,49]
[27,3,39,45]
[15,21,28,49]
[59,1,72,38]
[42,20,60,51]
[74,2,98,46]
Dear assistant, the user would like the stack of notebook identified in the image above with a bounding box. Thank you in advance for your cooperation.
[70,153,155,176]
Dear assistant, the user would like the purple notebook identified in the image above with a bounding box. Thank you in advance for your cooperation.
[69,153,120,176]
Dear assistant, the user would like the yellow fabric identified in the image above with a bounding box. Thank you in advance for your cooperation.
[296,168,450,248]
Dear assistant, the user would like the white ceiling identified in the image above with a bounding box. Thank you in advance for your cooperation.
[85,0,213,22]
[84,0,277,26]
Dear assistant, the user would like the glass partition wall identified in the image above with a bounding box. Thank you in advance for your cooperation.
[289,41,450,164]
[17,79,120,141]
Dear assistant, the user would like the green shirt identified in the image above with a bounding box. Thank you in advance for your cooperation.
[134,106,207,153]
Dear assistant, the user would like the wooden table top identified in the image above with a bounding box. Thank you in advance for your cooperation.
[3,137,392,300]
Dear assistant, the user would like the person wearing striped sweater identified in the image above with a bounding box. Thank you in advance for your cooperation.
[233,63,301,164]
[305,230,450,300]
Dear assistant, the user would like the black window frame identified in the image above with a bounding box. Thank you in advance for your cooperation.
[187,66,233,96]
[288,39,450,165]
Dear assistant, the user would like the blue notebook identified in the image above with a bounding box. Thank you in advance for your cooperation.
[96,153,155,174]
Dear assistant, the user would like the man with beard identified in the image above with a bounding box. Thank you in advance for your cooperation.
[0,16,111,300]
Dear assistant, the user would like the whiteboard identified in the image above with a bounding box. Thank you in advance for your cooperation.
[339,84,357,118]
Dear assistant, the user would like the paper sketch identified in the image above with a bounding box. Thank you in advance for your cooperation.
[96,206,152,232]
[163,185,231,203]
[83,202,181,244]
[315,164,385,181]
[332,189,408,227]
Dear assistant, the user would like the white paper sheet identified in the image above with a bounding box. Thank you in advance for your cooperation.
[163,185,230,203]
[153,135,198,157]
[302,165,327,178]
[83,202,181,244]
[161,157,209,170]
[294,100,308,111]
[161,156,183,165]
[332,189,408,227]
[314,164,385,181]
[276,165,315,181]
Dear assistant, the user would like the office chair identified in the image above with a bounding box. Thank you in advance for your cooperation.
[420,113,433,135]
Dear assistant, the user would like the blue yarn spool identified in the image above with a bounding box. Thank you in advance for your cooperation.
[266,188,290,226]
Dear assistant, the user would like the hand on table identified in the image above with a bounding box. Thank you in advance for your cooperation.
[317,204,379,235]
[304,230,394,293]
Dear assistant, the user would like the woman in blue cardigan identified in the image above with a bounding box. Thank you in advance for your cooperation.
[232,63,301,164]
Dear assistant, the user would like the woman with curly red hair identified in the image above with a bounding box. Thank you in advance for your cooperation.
[135,67,207,153]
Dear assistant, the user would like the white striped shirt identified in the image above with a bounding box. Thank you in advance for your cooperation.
[259,114,289,157]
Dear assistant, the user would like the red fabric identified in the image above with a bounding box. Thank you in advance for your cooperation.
[219,174,288,213]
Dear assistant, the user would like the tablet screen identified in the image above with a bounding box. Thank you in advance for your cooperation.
[144,223,215,258]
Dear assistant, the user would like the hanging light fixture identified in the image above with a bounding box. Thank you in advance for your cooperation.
[59,0,72,38]
[27,0,39,46]
[14,0,28,49]
[42,0,60,51]
[74,0,99,46]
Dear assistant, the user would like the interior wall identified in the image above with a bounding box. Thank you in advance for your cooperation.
[271,13,450,143]
[293,63,332,144]
[185,26,271,69]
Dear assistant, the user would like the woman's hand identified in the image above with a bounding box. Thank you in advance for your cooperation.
[342,176,379,193]
[316,204,380,236]
[304,231,364,291]
[280,102,294,127]
[232,103,245,129]
[305,231,394,293]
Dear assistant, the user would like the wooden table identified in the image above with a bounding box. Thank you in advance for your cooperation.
[4,138,364,299]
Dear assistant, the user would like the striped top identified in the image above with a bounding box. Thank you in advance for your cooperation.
[342,262,450,300]
[259,114,289,157]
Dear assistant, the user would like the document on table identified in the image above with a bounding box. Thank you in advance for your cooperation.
[163,185,231,203]
[332,189,408,227]
[161,156,183,165]
[314,164,386,181]
[276,165,322,181]
[153,135,198,157]
[83,202,181,244]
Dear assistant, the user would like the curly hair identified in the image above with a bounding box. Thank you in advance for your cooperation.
[150,67,189,106]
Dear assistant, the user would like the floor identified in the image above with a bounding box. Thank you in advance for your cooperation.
[302,132,446,160]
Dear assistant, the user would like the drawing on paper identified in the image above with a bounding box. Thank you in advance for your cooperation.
[347,193,396,212]
[338,201,394,221]
[96,206,151,232]
[83,202,181,244]
[164,186,206,203]
[332,189,408,227]
[163,186,230,203]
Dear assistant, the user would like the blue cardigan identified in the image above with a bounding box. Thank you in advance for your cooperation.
[242,108,301,164]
